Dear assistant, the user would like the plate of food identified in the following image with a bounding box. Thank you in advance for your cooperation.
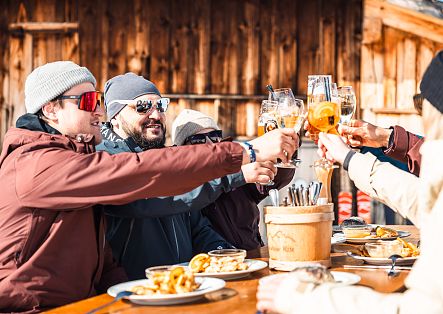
[108,266,225,305]
[179,249,268,280]
[259,265,360,287]
[346,238,420,265]
[335,225,411,244]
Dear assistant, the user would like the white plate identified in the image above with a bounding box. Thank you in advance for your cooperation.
[347,252,418,266]
[107,277,225,306]
[334,230,411,244]
[178,259,268,280]
[258,271,360,286]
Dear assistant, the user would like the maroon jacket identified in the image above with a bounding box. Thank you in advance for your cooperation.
[0,123,243,312]
[383,125,423,176]
[202,168,295,250]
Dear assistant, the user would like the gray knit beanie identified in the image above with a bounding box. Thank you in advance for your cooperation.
[172,109,220,146]
[25,61,96,114]
[104,72,161,120]
[420,50,443,114]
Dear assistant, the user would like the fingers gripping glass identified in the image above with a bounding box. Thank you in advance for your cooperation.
[184,130,223,145]
[108,98,170,114]
[57,91,103,112]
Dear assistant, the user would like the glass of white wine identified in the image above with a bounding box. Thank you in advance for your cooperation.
[337,86,356,125]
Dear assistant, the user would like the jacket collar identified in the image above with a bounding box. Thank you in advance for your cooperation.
[16,113,61,135]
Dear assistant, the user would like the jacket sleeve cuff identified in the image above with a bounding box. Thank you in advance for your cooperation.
[343,150,356,171]
[383,125,408,160]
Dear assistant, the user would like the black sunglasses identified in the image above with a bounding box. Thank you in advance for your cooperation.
[184,130,223,145]
[108,98,170,114]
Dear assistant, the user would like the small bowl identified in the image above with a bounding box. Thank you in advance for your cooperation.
[145,265,174,279]
[208,249,246,263]
[365,240,403,258]
[342,225,372,238]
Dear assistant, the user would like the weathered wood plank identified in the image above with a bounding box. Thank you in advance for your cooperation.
[240,0,259,95]
[277,0,297,89]
[296,0,320,94]
[190,0,210,94]
[259,0,278,94]
[149,0,171,92]
[106,1,130,80]
[78,0,103,85]
[127,0,150,76]
[383,27,398,109]
[397,37,416,109]
[360,42,383,109]
[170,0,192,93]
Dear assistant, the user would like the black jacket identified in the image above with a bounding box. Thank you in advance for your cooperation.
[96,134,244,280]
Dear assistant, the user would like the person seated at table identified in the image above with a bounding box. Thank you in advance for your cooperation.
[171,109,295,250]
[0,62,296,313]
[256,50,443,314]
[97,73,299,279]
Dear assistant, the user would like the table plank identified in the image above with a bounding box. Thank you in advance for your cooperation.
[46,225,418,314]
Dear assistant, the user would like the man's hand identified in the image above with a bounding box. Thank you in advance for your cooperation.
[249,128,299,163]
[317,132,351,164]
[241,161,277,184]
[338,119,392,148]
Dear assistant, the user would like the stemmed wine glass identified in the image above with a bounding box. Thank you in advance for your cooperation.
[270,88,305,169]
[337,86,356,125]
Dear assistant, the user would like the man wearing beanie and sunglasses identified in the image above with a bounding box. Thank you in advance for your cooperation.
[0,62,298,313]
[97,73,295,279]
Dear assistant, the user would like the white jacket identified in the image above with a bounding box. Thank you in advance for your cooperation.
[273,140,443,314]
[348,152,421,227]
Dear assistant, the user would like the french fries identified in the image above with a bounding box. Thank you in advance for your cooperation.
[130,266,200,295]
[397,237,420,257]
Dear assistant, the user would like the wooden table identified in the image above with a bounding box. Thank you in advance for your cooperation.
[46,225,418,314]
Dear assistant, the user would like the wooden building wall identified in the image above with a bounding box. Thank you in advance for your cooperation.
[361,0,443,135]
[0,0,362,145]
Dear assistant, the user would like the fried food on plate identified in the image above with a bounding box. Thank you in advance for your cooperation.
[131,266,200,295]
[189,253,249,273]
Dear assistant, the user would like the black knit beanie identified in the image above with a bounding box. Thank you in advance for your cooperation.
[420,50,443,114]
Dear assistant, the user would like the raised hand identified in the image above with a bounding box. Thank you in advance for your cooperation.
[241,161,277,184]
[249,128,299,163]
[338,119,392,148]
[317,132,351,164]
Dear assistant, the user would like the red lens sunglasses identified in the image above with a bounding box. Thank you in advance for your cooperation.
[57,91,103,112]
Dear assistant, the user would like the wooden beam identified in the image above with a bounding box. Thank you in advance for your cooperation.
[365,0,443,44]
[371,108,419,115]
[8,22,78,33]
[162,93,306,101]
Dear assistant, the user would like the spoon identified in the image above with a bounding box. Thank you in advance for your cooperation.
[85,290,133,314]
[387,254,402,277]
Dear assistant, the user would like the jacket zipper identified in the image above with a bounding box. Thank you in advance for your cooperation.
[171,217,180,261]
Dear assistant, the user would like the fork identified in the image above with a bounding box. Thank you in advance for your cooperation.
[387,254,402,277]
[85,290,133,314]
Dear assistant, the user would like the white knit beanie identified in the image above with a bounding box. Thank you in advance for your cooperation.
[172,109,220,146]
[25,61,97,114]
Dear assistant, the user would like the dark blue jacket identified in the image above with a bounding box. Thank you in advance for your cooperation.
[96,137,244,280]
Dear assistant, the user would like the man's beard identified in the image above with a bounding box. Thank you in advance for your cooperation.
[121,118,166,150]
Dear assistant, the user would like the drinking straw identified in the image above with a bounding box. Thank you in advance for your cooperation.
[266,84,276,100]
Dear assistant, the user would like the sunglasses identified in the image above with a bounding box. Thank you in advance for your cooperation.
[184,130,223,145]
[57,91,103,112]
[108,98,170,114]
